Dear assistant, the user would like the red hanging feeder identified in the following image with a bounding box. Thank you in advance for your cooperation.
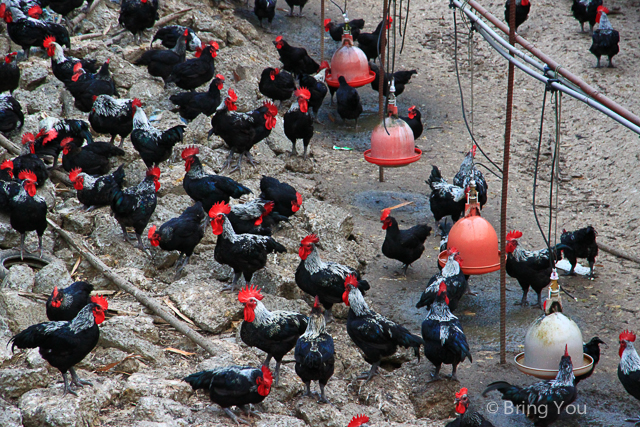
[325,34,375,88]
[438,182,500,275]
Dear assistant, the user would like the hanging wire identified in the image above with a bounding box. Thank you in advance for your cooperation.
[452,7,503,178]
[400,0,410,53]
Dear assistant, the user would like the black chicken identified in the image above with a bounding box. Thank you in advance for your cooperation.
[12,133,48,187]
[10,297,108,396]
[504,0,530,31]
[1,4,70,58]
[284,87,314,159]
[259,67,295,103]
[110,166,160,251]
[416,248,468,311]
[181,146,252,213]
[167,42,218,91]
[618,330,640,425]
[453,145,487,208]
[0,52,19,94]
[572,0,602,33]
[9,170,47,259]
[46,281,94,321]
[369,63,417,97]
[151,25,201,51]
[357,18,387,61]
[134,29,187,84]
[44,36,98,83]
[284,0,307,16]
[590,6,619,68]
[483,346,577,427]
[259,175,302,218]
[184,365,272,425]
[0,159,14,182]
[119,0,159,43]
[298,66,328,121]
[130,105,185,167]
[324,18,365,42]
[89,96,141,145]
[344,274,424,382]
[560,226,598,278]
[69,164,125,210]
[336,76,362,128]
[49,0,84,19]
[254,0,276,27]
[296,234,369,322]
[239,285,308,386]
[446,387,495,427]
[427,165,467,224]
[228,199,287,236]
[170,74,224,121]
[422,281,472,380]
[295,296,335,403]
[209,201,287,291]
[65,60,119,113]
[400,105,423,140]
[575,336,606,384]
[380,208,431,275]
[61,138,125,175]
[0,94,24,133]
[273,36,319,76]
[34,117,93,168]
[148,202,207,279]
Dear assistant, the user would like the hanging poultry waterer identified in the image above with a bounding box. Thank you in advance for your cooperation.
[325,34,375,88]
[438,183,499,274]
[514,273,594,379]
[364,104,422,167]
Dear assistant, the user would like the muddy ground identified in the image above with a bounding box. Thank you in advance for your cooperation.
[0,0,639,425]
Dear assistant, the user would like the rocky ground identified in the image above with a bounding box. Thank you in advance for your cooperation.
[0,0,639,425]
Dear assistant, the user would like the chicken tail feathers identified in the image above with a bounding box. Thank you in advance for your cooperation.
[183,370,214,391]
[111,164,126,187]
[268,239,287,254]
[482,381,517,397]
[9,324,47,352]
[395,328,425,360]
[426,165,444,190]
[357,278,370,293]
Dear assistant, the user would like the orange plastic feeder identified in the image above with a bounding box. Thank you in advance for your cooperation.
[325,34,375,88]
[364,104,422,167]
[438,183,500,275]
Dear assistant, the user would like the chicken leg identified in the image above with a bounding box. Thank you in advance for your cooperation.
[429,363,442,382]
[69,367,92,388]
[222,408,250,425]
[19,233,26,261]
[222,271,243,292]
[318,383,329,403]
[61,372,78,396]
[38,233,44,258]
[356,361,380,383]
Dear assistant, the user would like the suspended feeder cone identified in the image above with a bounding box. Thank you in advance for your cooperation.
[325,34,375,88]
[515,272,593,379]
[438,182,499,274]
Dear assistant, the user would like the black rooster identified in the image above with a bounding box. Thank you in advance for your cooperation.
[380,208,431,275]
[69,164,125,210]
[60,138,125,175]
[119,0,159,43]
[453,145,487,208]
[148,202,207,279]
[89,96,141,145]
[254,0,276,27]
[504,0,530,31]
[184,365,272,425]
[422,281,472,380]
[259,67,295,104]
[33,117,94,168]
[10,297,108,396]
[209,201,287,291]
[295,234,370,323]
[299,66,328,121]
[369,62,417,97]
[358,18,388,61]
[324,18,365,42]
[239,285,308,386]
[483,346,577,427]
[284,87,314,159]
[427,165,467,224]
[134,29,187,84]
[1,4,70,58]
[259,175,302,218]
[400,105,423,140]
[170,75,224,121]
[560,226,598,278]
[130,104,185,167]
[618,330,640,425]
[65,60,119,113]
[575,336,606,384]
[9,170,47,259]
[273,36,319,76]
[336,75,362,129]
[110,166,160,251]
[446,387,495,427]
[590,6,619,68]
[46,281,94,321]
[284,0,308,16]
[181,146,252,213]
[49,0,84,19]
[0,94,24,133]
[344,274,424,381]
[295,296,335,403]
[0,159,14,182]
[44,36,98,83]
[151,25,201,51]
[572,0,602,33]
[228,199,287,236]
[167,42,218,91]
[0,52,19,94]
[12,133,48,187]
[417,248,468,311]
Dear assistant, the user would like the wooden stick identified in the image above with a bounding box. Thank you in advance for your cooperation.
[154,8,193,28]
[382,201,414,211]
[0,134,71,186]
[46,219,219,357]
[598,241,640,265]
[71,33,104,42]
[72,0,105,28]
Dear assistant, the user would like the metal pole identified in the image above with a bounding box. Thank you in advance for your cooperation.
[378,0,388,182]
[499,0,516,366]
[321,0,325,61]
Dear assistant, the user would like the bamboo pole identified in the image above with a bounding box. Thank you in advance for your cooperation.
[47,219,219,357]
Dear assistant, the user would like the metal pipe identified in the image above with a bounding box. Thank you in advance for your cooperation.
[456,0,640,128]
[321,0,325,61]
[378,0,389,183]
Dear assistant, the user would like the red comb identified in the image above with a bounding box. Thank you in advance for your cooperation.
[506,230,523,240]
[147,166,161,179]
[260,365,273,385]
[324,18,331,31]
[313,295,321,309]
[183,29,189,36]
[147,225,158,245]
[27,4,42,18]
[296,192,302,205]
[21,133,35,145]
[564,344,569,357]
[18,170,37,182]
[73,62,82,72]
[208,200,231,217]
[216,74,224,80]
[447,247,459,256]
[42,129,58,145]
[295,87,311,100]
[181,146,199,159]
[228,89,238,102]
[1,159,13,170]
[263,201,274,215]
[597,5,609,13]
[264,101,278,117]
[238,284,264,303]
[69,167,82,182]
[380,208,391,221]
[320,60,330,70]
[621,330,637,342]
[275,36,283,42]
[43,35,55,48]
[132,98,142,108]
[301,234,319,245]
[344,274,358,288]
[455,387,468,399]
[91,295,108,310]
[60,137,74,148]
[348,415,370,427]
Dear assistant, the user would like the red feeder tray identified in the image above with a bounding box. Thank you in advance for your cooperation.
[364,148,422,167]
[325,34,375,88]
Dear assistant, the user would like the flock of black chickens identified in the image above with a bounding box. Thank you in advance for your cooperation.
[0,0,637,425]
